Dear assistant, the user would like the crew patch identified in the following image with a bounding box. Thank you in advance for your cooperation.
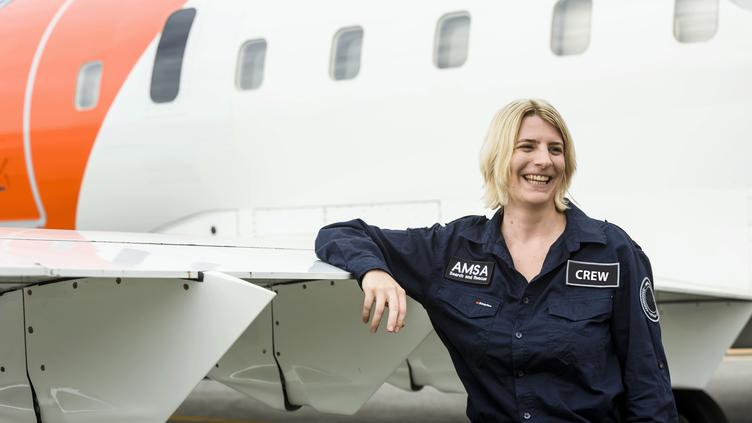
[444,256,494,285]
[566,260,620,288]
[640,277,660,322]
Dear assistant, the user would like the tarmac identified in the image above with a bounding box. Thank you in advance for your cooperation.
[169,352,752,423]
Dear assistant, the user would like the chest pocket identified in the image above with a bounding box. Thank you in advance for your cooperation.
[548,297,612,321]
[436,286,501,317]
[546,296,613,365]
[433,285,501,361]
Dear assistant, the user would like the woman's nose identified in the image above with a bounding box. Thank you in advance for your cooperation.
[532,146,553,167]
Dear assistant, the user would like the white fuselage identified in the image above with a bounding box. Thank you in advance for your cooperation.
[76,0,752,301]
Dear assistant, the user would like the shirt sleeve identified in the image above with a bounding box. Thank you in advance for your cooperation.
[611,241,679,422]
[314,219,448,304]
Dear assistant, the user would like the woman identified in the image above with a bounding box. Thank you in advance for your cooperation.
[315,99,678,422]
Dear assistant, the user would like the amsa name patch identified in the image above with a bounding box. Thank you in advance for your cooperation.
[566,260,620,288]
[444,256,494,285]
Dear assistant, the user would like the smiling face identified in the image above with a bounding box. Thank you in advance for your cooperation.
[507,114,566,209]
[480,99,576,212]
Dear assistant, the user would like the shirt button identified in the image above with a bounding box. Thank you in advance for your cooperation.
[659,361,665,369]
[515,331,523,339]
[516,370,525,377]
[523,411,532,420]
[522,297,530,304]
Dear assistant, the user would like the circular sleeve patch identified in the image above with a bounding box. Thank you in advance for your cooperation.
[639,277,660,322]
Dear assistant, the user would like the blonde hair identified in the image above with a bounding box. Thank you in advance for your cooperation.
[479,99,577,212]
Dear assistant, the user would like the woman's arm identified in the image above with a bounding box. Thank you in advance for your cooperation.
[315,218,448,334]
[611,237,679,422]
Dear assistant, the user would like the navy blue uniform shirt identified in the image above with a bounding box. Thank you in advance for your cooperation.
[315,204,678,422]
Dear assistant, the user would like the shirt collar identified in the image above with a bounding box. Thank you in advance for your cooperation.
[459,201,607,247]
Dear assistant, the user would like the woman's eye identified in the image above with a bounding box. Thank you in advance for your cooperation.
[518,144,534,151]
[550,146,563,154]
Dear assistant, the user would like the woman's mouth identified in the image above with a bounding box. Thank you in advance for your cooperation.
[523,174,551,185]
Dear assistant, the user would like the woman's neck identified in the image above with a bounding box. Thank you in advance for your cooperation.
[501,201,566,243]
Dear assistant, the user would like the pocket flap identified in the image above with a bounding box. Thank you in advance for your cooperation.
[548,297,612,321]
[436,286,501,318]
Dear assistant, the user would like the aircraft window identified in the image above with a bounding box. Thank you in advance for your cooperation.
[330,26,364,80]
[151,8,196,103]
[236,39,267,90]
[75,61,103,110]
[551,0,591,56]
[674,0,718,43]
[434,12,471,69]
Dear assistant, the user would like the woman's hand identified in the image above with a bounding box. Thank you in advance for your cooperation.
[361,269,407,333]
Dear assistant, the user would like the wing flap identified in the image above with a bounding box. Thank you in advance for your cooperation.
[22,271,274,423]
[271,279,433,414]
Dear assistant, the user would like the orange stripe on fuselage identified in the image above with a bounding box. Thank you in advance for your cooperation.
[0,0,67,222]
[28,0,186,229]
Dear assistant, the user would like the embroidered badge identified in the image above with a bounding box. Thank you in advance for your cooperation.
[444,256,494,285]
[640,277,660,322]
[566,260,620,288]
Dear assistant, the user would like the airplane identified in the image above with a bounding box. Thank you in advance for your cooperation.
[1,0,751,422]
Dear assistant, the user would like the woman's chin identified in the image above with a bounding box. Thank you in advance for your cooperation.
[511,193,556,209]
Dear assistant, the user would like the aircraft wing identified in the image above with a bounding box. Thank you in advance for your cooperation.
[0,227,445,423]
[0,227,341,423]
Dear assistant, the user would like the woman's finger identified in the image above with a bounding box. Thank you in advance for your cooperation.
[370,294,386,333]
[362,290,374,323]
[396,288,407,333]
[386,289,400,332]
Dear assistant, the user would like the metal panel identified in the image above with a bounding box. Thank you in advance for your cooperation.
[273,279,433,414]
[208,304,285,410]
[408,330,464,393]
[0,290,37,423]
[732,317,752,348]
[386,361,413,391]
[23,271,274,423]
[661,300,752,388]
[387,332,465,394]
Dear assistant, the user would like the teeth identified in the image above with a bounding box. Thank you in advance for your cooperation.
[524,175,551,185]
